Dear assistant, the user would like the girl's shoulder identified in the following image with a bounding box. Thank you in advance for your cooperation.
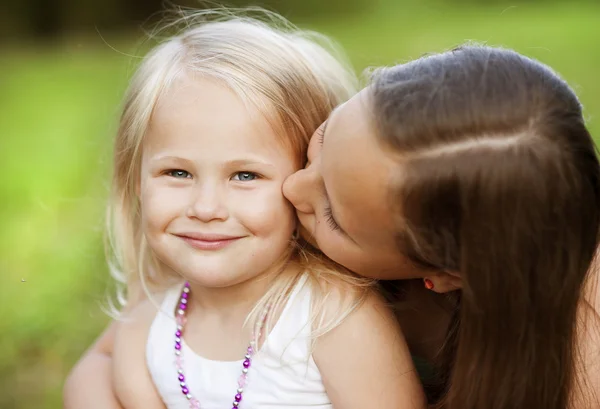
[121,290,170,327]
[113,285,180,365]
[308,273,376,319]
[311,271,400,339]
[308,278,426,408]
[301,258,376,330]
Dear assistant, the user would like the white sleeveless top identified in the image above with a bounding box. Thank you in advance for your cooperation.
[146,276,332,409]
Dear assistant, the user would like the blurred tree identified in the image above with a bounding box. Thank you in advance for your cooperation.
[124,0,166,25]
[0,0,376,42]
[30,0,63,38]
[222,0,377,19]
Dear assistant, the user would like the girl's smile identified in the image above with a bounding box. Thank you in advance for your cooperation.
[174,232,246,251]
[139,76,298,291]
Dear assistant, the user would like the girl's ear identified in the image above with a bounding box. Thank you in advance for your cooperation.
[423,270,462,293]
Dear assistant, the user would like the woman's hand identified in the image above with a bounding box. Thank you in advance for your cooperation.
[63,323,124,409]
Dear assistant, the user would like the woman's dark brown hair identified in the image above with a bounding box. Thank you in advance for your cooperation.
[372,45,600,409]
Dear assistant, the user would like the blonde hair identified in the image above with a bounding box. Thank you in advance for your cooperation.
[107,8,372,336]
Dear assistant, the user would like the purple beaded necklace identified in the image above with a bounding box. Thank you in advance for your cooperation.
[174,282,269,409]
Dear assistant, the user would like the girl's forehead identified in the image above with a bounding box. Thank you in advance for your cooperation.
[142,78,296,166]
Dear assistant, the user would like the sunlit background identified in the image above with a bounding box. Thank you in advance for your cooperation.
[1,0,599,407]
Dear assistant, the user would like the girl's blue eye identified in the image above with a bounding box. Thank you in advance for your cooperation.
[167,169,191,179]
[233,172,258,182]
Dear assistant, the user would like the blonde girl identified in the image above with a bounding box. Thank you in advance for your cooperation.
[64,10,426,409]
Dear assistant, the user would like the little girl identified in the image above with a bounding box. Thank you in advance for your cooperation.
[104,11,425,409]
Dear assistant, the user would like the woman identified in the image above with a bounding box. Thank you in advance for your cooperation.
[282,44,600,408]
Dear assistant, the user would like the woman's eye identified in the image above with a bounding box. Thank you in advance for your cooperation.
[166,169,191,179]
[316,125,325,145]
[323,205,341,232]
[316,120,328,145]
[232,172,258,182]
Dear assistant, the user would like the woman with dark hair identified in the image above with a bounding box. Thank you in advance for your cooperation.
[283,45,600,409]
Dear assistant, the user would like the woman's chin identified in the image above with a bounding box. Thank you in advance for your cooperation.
[298,225,319,249]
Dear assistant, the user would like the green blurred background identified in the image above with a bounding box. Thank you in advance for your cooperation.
[1,0,599,407]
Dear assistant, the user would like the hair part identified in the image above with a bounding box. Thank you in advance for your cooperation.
[371,45,600,409]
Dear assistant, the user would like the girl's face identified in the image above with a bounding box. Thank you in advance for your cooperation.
[283,90,420,279]
[139,77,297,288]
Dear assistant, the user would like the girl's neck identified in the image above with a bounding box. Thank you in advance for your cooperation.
[185,256,293,319]
[187,273,273,319]
[180,258,299,362]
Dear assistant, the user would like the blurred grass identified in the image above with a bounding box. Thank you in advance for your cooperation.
[1,1,599,407]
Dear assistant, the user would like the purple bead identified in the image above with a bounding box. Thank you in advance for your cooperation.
[235,393,242,402]
[176,330,182,337]
[182,292,189,299]
[243,359,250,368]
[182,386,189,395]
[179,303,187,310]
[175,342,182,350]
[247,346,253,354]
[178,374,185,382]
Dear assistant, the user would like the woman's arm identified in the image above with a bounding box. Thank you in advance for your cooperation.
[313,290,427,409]
[63,281,148,408]
[63,322,123,409]
[111,298,166,409]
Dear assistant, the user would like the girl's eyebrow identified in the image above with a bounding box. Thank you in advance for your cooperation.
[226,159,275,169]
[148,156,275,169]
[149,155,195,167]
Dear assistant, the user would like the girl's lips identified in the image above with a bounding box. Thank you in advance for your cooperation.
[176,234,243,251]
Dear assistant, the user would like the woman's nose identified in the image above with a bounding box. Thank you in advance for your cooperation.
[282,166,318,214]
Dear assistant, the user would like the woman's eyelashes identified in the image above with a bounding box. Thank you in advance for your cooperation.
[323,205,341,232]
[317,121,328,145]
[317,128,325,145]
